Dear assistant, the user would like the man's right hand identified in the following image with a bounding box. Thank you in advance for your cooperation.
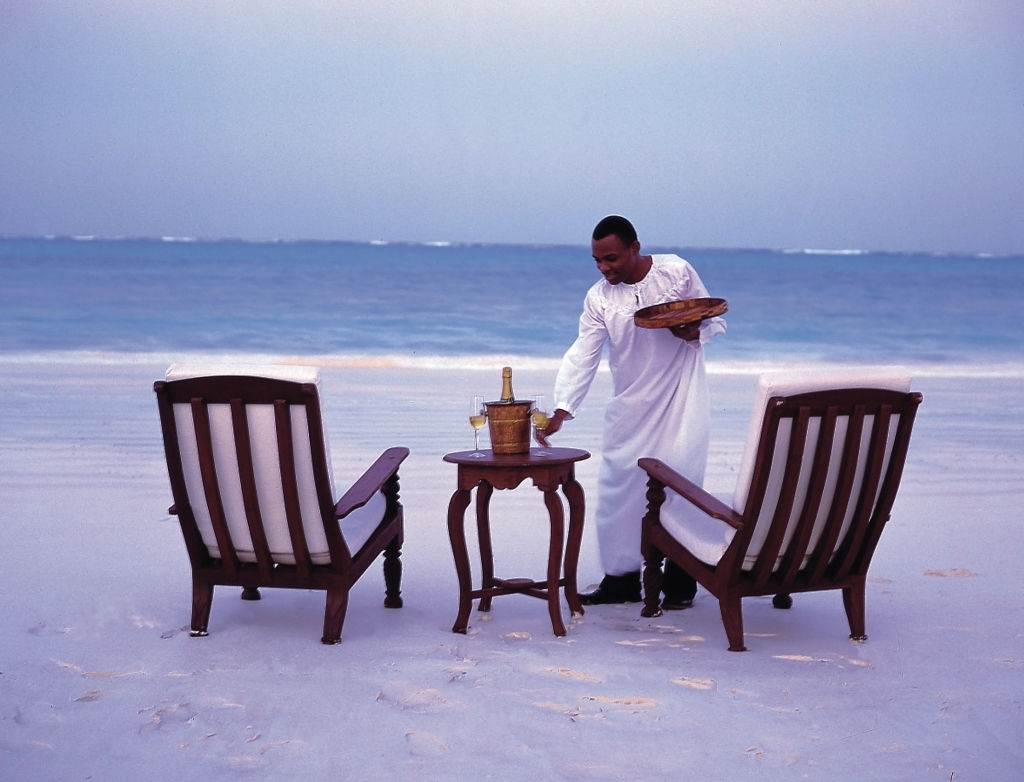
[536,408,570,447]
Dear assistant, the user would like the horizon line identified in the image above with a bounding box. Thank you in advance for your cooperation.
[1,233,1019,260]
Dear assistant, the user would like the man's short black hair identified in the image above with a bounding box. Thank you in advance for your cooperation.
[592,215,638,246]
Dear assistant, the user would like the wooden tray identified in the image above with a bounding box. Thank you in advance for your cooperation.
[634,297,728,329]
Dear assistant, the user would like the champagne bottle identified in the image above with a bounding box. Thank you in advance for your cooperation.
[499,366,515,403]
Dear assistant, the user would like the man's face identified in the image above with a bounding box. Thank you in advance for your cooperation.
[592,234,642,285]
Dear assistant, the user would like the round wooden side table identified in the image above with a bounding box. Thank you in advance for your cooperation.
[443,447,590,636]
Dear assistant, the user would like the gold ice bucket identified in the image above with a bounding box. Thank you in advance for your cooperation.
[485,400,533,454]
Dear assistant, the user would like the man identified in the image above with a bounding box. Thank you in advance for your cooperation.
[538,216,725,606]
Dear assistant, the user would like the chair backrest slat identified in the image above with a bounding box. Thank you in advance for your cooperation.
[190,397,240,578]
[274,398,314,579]
[154,383,207,562]
[230,397,274,581]
[803,402,868,582]
[730,398,780,570]
[854,398,921,569]
[304,390,348,555]
[748,405,812,582]
[832,403,895,579]
[774,404,839,583]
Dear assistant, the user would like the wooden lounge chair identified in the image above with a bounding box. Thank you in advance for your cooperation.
[154,364,409,644]
[639,371,923,651]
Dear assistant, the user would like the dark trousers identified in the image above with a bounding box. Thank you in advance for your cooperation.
[663,560,697,600]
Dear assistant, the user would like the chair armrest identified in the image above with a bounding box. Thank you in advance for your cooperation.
[334,446,410,519]
[638,457,743,530]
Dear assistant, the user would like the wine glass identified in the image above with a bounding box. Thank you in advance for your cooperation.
[531,394,550,454]
[468,395,487,457]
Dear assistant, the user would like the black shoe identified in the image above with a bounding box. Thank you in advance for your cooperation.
[580,572,641,605]
[661,561,696,610]
[661,596,694,611]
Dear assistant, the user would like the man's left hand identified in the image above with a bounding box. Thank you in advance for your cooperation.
[669,322,701,342]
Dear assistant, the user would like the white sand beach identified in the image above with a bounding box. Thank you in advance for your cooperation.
[1,357,1021,780]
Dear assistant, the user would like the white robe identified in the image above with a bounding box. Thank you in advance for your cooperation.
[554,254,726,576]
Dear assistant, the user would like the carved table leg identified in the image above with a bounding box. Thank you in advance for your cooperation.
[475,482,495,612]
[542,488,567,637]
[447,487,473,633]
[562,477,586,618]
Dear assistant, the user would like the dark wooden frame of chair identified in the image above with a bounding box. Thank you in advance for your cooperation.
[154,374,409,644]
[640,387,923,651]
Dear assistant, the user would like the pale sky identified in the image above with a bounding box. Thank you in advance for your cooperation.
[2,1,1022,254]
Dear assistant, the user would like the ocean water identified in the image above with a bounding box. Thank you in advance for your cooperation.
[1,237,1022,373]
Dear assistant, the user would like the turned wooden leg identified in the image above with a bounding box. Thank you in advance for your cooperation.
[241,587,261,601]
[321,586,349,645]
[383,533,403,609]
[640,546,664,618]
[843,578,867,641]
[191,578,213,637]
[640,475,666,619]
[719,595,747,651]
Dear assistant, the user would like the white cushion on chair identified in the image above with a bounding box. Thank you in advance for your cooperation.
[659,492,737,566]
[338,491,388,556]
[732,369,912,514]
[166,364,384,564]
[166,362,322,385]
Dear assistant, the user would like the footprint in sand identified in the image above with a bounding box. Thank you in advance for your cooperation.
[773,654,826,663]
[616,634,705,648]
[29,621,71,637]
[443,665,471,682]
[74,689,107,702]
[376,682,453,714]
[160,626,191,639]
[57,660,146,679]
[543,666,603,683]
[670,676,716,691]
[533,695,657,719]
[139,702,198,731]
[405,730,450,756]
[580,695,657,712]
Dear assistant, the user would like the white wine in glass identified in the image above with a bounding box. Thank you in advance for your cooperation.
[469,396,487,457]
[531,394,550,454]
[532,409,549,430]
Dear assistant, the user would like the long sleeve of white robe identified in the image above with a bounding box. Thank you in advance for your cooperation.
[553,254,725,576]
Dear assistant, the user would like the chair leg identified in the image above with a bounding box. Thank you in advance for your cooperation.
[843,578,867,642]
[719,595,747,651]
[322,587,349,645]
[383,534,403,609]
[640,545,664,618]
[772,593,792,609]
[190,579,213,637]
[241,587,261,601]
